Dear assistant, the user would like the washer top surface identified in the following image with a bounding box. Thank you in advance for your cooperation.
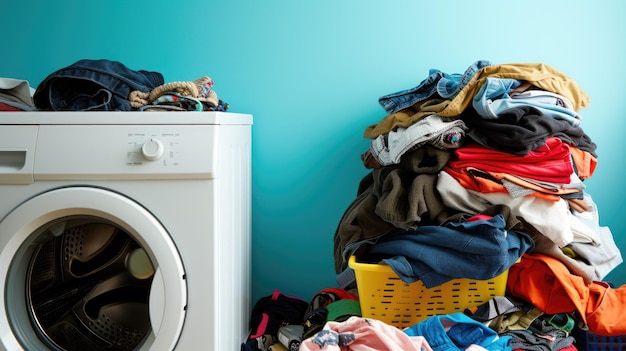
[0,111,252,125]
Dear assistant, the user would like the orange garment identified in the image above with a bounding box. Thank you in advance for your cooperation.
[507,254,626,336]
[486,171,581,197]
[569,146,597,180]
[444,166,512,194]
[443,166,564,202]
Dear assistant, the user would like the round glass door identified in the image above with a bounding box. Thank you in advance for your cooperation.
[0,187,186,351]
[27,218,154,350]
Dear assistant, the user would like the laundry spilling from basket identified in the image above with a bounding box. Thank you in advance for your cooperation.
[243,60,626,351]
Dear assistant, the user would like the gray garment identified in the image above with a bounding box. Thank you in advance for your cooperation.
[567,227,623,280]
[0,77,36,110]
[503,318,576,351]
[566,193,623,280]
[370,114,467,166]
[437,170,577,247]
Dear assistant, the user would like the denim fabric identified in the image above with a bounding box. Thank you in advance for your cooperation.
[471,77,521,117]
[378,60,492,114]
[363,214,533,287]
[472,78,582,126]
[404,313,512,351]
[34,59,164,111]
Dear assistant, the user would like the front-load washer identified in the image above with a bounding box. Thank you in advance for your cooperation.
[0,111,252,351]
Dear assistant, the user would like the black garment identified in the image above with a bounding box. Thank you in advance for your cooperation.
[333,145,454,273]
[462,106,598,157]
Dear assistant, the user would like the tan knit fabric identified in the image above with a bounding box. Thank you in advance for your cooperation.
[129,76,218,108]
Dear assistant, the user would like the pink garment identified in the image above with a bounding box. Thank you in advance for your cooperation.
[448,137,574,184]
[299,316,433,351]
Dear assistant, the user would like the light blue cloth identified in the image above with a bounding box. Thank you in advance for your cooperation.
[472,77,583,126]
[404,312,512,351]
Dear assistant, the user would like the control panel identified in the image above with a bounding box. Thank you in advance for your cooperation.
[32,125,218,180]
[126,132,178,166]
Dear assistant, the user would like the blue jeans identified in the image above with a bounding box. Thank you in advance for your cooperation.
[378,60,492,114]
[34,59,164,111]
[363,214,533,287]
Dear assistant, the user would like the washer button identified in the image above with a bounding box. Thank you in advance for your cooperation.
[141,139,164,161]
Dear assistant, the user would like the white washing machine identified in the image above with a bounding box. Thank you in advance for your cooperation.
[0,111,252,351]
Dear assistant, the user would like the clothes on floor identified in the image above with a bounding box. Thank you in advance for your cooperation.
[403,312,512,351]
[507,254,626,336]
[300,316,435,351]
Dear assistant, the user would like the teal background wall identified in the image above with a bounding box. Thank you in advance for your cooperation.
[2,1,625,305]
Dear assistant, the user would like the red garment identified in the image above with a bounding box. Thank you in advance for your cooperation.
[507,254,626,336]
[449,137,574,184]
[0,102,22,111]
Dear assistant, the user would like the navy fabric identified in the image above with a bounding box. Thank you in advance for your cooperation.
[34,59,164,111]
[363,214,534,288]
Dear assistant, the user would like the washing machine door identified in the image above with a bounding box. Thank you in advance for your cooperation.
[0,187,187,351]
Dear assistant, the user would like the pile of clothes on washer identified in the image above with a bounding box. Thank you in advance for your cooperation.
[331,60,626,345]
[0,59,230,112]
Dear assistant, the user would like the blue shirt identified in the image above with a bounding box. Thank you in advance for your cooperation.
[404,312,512,351]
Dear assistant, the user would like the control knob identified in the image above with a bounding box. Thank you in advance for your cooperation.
[141,138,164,161]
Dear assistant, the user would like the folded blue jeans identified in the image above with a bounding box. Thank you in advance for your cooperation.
[34,59,164,111]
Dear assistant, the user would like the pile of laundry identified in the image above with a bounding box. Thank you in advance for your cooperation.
[331,60,626,342]
[237,60,625,350]
[242,288,584,351]
[0,59,229,112]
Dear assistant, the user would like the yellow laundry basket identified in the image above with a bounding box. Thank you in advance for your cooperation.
[348,255,509,329]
